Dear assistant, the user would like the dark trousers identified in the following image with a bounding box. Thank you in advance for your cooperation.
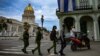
[60,38,70,54]
[23,39,29,50]
[33,41,41,54]
[48,41,57,52]
[59,41,66,54]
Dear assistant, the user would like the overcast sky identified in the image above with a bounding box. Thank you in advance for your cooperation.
[0,0,59,31]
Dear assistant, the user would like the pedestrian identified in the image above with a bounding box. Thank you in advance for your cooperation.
[70,26,76,38]
[47,26,57,54]
[21,28,29,54]
[21,22,30,54]
[32,27,42,55]
[59,24,71,56]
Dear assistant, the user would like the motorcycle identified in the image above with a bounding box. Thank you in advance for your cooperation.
[70,32,90,51]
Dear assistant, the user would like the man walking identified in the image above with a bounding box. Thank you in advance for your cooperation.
[22,22,30,54]
[59,24,66,56]
[32,27,42,55]
[59,24,71,56]
[47,26,58,54]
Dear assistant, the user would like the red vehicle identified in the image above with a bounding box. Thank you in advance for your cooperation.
[70,32,90,51]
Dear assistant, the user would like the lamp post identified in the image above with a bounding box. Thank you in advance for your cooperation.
[41,15,44,38]
[41,15,44,29]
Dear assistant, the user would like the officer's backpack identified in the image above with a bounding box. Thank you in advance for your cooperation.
[50,31,54,41]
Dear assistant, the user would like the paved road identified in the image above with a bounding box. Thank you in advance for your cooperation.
[0,38,100,56]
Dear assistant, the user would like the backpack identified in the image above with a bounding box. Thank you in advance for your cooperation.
[50,31,54,41]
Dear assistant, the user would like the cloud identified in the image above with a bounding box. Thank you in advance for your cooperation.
[29,0,58,20]
[36,19,59,31]
[0,0,59,31]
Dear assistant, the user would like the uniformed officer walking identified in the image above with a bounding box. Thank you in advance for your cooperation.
[47,26,58,54]
[32,27,42,55]
[22,22,30,54]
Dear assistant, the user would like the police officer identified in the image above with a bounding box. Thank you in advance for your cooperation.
[22,22,30,54]
[59,24,70,56]
[47,26,57,54]
[32,27,42,55]
[22,28,29,54]
[59,24,66,55]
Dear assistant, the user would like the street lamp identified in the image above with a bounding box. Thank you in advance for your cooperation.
[41,15,44,38]
[41,15,44,29]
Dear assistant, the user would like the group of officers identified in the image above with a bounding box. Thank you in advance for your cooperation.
[21,22,76,56]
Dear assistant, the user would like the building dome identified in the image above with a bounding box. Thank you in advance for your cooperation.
[24,4,34,13]
[22,3,35,24]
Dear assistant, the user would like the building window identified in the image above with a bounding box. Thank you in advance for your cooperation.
[98,0,100,9]
[79,0,88,8]
[75,0,92,10]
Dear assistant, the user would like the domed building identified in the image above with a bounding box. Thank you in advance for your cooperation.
[0,4,38,37]
[22,4,37,36]
[0,3,50,41]
[22,4,35,24]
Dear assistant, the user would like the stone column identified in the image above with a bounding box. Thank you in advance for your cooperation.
[60,0,64,12]
[58,16,63,37]
[59,18,62,36]
[10,24,12,36]
[76,0,80,6]
[94,19,100,41]
[29,24,34,36]
[16,26,19,36]
[60,18,63,30]
[75,16,80,32]
[75,20,80,32]
[92,0,98,11]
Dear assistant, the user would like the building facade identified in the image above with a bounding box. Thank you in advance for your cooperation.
[56,0,100,41]
[22,4,37,36]
[0,4,38,36]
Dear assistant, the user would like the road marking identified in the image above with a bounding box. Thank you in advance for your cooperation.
[0,51,24,54]
[0,43,48,55]
[4,49,32,51]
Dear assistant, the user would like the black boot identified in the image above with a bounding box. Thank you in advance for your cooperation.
[54,52,58,54]
[47,49,50,53]
[21,49,28,54]
[32,50,35,54]
[39,53,42,56]
[59,51,65,56]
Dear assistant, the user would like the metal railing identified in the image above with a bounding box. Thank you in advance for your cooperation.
[56,5,93,13]
[75,5,93,10]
